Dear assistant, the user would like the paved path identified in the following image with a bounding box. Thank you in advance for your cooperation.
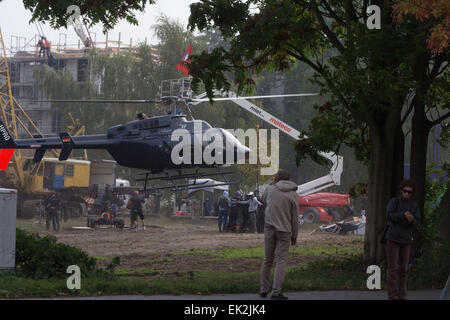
[30,290,447,300]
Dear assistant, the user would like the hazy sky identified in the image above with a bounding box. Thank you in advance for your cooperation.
[0,0,196,54]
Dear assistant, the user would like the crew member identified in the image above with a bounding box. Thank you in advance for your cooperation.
[217,191,231,232]
[260,170,299,300]
[239,192,263,233]
[228,191,242,232]
[129,190,145,231]
[44,192,61,232]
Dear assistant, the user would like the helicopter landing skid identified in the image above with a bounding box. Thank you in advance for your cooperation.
[136,167,239,192]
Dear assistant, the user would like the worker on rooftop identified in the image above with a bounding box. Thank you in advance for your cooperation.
[44,37,51,57]
[37,37,45,58]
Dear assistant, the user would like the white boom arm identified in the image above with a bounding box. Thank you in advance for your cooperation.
[191,90,343,195]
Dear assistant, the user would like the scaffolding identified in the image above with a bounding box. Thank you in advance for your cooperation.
[7,31,158,60]
[160,77,193,100]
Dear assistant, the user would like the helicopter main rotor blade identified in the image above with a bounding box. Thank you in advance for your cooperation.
[191,93,319,102]
[25,99,162,104]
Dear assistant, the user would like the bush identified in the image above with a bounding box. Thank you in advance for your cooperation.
[15,228,98,279]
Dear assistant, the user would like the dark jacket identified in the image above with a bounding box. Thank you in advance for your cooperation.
[130,194,145,211]
[386,196,420,244]
[44,195,60,212]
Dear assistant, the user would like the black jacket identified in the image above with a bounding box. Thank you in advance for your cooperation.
[44,195,60,212]
[130,194,145,211]
[386,196,421,244]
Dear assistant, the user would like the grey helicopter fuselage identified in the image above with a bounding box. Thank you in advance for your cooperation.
[0,115,249,173]
[105,115,249,172]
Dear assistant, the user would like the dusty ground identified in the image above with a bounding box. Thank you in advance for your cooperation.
[18,215,363,276]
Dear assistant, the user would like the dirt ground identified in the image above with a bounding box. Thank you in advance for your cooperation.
[18,215,363,276]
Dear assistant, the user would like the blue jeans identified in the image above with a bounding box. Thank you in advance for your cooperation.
[218,209,228,231]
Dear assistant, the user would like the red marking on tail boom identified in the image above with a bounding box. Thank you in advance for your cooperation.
[0,149,15,171]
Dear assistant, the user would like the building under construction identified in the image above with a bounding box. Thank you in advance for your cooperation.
[1,26,157,217]
[7,29,159,138]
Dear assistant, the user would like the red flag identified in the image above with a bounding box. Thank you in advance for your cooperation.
[0,149,15,171]
[176,43,192,77]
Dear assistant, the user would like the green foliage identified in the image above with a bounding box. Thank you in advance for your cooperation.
[188,0,449,168]
[349,182,369,199]
[407,169,450,288]
[20,0,154,32]
[15,228,98,279]
[106,257,121,274]
[421,166,448,244]
[408,241,450,288]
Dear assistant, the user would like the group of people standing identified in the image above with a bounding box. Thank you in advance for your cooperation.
[216,190,265,233]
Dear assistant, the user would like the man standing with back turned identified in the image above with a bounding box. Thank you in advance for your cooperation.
[260,169,299,300]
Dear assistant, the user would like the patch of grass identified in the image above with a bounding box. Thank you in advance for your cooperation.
[176,242,363,261]
[2,251,438,298]
[290,244,362,257]
[283,255,367,291]
[4,232,438,297]
[94,256,110,262]
[178,247,265,260]
[152,257,173,263]
[114,267,159,276]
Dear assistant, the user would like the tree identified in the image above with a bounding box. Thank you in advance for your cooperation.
[393,0,450,53]
[17,0,154,32]
[187,0,449,264]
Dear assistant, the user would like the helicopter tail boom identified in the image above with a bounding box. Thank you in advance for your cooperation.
[0,119,111,166]
[0,120,17,148]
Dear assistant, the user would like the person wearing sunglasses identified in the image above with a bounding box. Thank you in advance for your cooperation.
[385,179,421,300]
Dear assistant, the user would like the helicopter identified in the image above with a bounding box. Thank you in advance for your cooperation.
[0,111,250,173]
[0,72,318,191]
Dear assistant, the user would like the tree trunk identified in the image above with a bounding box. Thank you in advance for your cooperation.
[410,91,431,220]
[393,125,405,192]
[409,80,432,259]
[364,123,402,265]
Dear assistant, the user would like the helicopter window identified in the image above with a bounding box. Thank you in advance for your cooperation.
[202,121,212,130]
[133,124,138,129]
[117,126,125,131]
[155,120,159,126]
[139,123,144,129]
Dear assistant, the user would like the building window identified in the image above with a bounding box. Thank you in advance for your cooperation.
[65,164,74,177]
[56,59,67,70]
[77,59,88,82]
[9,62,20,83]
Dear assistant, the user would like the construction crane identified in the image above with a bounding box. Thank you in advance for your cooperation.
[67,112,88,160]
[0,26,59,190]
[70,10,94,48]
